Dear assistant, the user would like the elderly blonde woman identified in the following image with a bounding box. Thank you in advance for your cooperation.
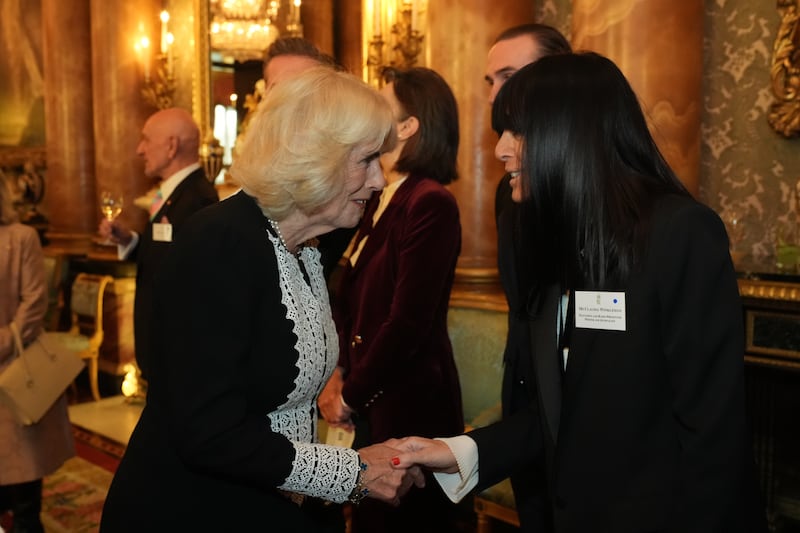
[100,67,422,533]
[0,179,74,533]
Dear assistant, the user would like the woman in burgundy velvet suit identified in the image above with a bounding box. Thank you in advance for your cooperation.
[319,67,464,533]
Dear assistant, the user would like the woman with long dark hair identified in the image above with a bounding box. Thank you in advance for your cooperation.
[390,52,766,532]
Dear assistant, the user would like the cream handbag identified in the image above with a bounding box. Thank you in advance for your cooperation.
[0,322,84,425]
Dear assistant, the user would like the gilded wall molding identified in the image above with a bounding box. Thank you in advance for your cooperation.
[193,0,211,138]
[738,277,800,301]
[768,0,800,137]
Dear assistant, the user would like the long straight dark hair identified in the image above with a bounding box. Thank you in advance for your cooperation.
[492,52,690,297]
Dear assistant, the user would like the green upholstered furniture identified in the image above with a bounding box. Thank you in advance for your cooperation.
[447,305,519,532]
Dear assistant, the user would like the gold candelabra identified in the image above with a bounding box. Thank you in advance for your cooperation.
[390,3,424,69]
[285,0,304,37]
[365,0,425,87]
[141,53,176,110]
[366,35,387,87]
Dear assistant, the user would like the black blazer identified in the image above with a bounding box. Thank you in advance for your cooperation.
[130,167,217,378]
[479,194,766,532]
[102,191,346,532]
[496,174,554,529]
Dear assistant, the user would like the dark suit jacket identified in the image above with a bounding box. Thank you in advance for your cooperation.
[130,167,217,378]
[101,191,345,532]
[335,176,464,442]
[496,174,554,528]
[477,194,766,532]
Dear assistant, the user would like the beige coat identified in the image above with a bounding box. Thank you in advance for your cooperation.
[0,223,74,485]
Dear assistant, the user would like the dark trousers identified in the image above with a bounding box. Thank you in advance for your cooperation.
[0,480,44,533]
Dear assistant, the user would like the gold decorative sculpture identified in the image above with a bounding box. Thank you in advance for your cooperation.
[769,0,800,137]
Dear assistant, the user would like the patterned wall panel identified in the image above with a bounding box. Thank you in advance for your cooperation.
[702,2,798,262]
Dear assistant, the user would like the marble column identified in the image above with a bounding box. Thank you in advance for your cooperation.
[302,0,335,56]
[572,0,703,195]
[41,0,95,253]
[427,0,535,297]
[333,0,364,75]
[90,0,161,241]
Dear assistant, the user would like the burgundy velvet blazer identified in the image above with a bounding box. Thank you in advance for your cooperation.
[334,175,464,442]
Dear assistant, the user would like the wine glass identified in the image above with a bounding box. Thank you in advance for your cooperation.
[99,191,123,245]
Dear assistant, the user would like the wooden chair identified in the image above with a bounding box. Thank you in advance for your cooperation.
[50,273,114,401]
[474,479,520,533]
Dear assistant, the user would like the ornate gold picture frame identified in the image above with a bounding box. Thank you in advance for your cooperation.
[769,0,800,137]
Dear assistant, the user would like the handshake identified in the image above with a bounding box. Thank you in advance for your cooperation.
[319,368,463,506]
[352,437,460,506]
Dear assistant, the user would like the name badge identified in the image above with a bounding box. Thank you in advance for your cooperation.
[152,222,173,242]
[575,291,626,331]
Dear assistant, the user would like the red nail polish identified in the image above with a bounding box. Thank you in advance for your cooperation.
[392,457,400,465]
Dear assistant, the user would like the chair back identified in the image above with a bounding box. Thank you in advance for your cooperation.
[448,305,507,425]
[69,273,114,349]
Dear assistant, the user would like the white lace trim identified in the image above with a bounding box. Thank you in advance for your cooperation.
[263,230,356,500]
[281,442,360,502]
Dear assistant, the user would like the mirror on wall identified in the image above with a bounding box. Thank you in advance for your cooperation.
[209,52,262,170]
[192,0,302,182]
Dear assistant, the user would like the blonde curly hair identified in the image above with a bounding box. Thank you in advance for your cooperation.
[230,66,395,220]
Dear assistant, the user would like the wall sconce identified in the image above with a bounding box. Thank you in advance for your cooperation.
[134,10,176,110]
[364,0,426,87]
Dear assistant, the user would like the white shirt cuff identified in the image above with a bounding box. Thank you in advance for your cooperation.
[119,231,139,260]
[339,394,351,410]
[432,435,478,503]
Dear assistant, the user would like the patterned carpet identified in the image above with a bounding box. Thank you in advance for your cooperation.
[41,456,113,533]
[39,426,123,533]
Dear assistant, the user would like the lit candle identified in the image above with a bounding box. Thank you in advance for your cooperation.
[139,36,151,80]
[166,32,174,74]
[160,10,170,55]
[411,0,419,31]
[373,0,382,37]
[293,0,301,24]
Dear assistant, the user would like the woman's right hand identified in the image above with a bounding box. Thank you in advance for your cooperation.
[319,367,354,430]
[357,443,426,506]
[384,437,460,474]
